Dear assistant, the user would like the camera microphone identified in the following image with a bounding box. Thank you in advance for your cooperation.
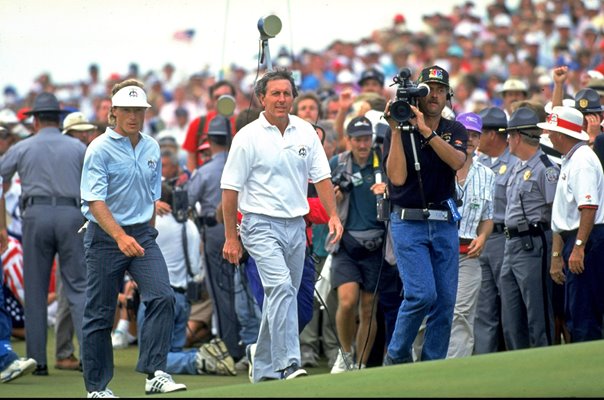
[417,83,430,97]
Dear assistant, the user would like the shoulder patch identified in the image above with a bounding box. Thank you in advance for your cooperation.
[544,167,559,183]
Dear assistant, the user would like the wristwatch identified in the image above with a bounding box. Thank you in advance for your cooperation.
[424,131,438,144]
[552,251,561,257]
[575,239,584,247]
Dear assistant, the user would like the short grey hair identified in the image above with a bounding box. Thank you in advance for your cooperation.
[254,68,298,99]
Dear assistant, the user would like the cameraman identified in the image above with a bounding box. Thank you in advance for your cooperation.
[382,65,467,364]
[328,116,387,373]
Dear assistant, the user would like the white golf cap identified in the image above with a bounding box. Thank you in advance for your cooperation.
[111,86,151,108]
[537,106,589,141]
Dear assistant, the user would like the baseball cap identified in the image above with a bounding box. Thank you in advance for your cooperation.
[417,65,449,87]
[0,108,19,124]
[62,111,96,134]
[111,86,151,108]
[456,112,482,133]
[358,68,385,87]
[346,116,373,137]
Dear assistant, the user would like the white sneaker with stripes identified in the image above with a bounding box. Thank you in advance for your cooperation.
[144,370,187,394]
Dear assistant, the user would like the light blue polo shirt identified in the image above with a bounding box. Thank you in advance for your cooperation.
[80,128,161,226]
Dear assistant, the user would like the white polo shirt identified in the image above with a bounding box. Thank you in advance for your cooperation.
[552,143,604,233]
[221,112,331,218]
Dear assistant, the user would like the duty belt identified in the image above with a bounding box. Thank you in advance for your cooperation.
[492,223,505,234]
[504,222,550,239]
[26,196,78,207]
[392,206,450,222]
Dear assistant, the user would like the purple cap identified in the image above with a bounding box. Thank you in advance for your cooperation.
[456,112,482,133]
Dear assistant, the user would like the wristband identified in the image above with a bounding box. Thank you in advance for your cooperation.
[424,131,437,144]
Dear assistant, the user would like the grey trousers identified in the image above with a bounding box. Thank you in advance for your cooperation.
[21,204,86,366]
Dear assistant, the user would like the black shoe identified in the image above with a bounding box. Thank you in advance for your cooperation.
[280,363,307,380]
[32,364,48,376]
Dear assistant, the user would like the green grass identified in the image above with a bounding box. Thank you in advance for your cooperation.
[3,330,604,397]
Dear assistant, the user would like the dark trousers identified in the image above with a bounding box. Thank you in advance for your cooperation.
[82,222,174,392]
[563,225,604,342]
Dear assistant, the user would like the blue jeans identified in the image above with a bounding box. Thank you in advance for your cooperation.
[138,291,197,374]
[386,213,459,362]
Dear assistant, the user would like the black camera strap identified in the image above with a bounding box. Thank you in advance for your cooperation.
[406,126,430,215]
[181,223,194,278]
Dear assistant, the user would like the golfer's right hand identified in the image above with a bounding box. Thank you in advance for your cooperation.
[223,237,243,265]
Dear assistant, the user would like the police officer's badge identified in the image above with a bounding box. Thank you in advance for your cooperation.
[499,164,507,175]
[579,99,589,109]
[545,167,559,183]
[523,170,531,181]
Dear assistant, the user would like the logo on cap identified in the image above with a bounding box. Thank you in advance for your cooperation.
[129,89,138,98]
[429,68,443,80]
[579,98,589,109]
[548,113,558,125]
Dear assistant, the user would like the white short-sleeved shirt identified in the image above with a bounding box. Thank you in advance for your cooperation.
[220,112,331,218]
[552,143,604,233]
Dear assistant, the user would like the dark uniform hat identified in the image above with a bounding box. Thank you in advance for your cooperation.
[24,92,68,115]
[346,116,373,137]
[574,88,604,114]
[506,107,540,137]
[417,65,449,87]
[478,107,507,131]
[207,115,229,136]
[358,68,385,87]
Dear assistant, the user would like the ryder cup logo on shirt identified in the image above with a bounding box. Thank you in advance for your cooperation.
[298,145,307,158]
[148,158,157,170]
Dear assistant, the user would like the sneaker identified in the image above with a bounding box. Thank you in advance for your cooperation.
[1,358,37,383]
[87,389,118,398]
[301,350,319,368]
[280,363,308,380]
[195,343,217,374]
[111,330,129,350]
[55,355,81,371]
[246,343,256,383]
[330,350,354,374]
[209,338,237,376]
[144,370,187,394]
[234,355,249,371]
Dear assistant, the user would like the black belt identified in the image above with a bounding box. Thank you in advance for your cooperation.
[459,238,473,245]
[171,286,186,294]
[392,206,450,222]
[26,196,78,207]
[493,223,505,234]
[197,215,218,227]
[504,222,550,239]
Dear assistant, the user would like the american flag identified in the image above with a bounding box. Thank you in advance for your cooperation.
[173,29,195,42]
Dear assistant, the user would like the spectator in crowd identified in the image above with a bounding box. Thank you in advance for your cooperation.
[221,69,342,382]
[292,92,322,124]
[382,65,467,364]
[448,112,494,358]
[499,79,529,119]
[182,80,237,173]
[0,93,87,377]
[0,178,37,383]
[80,79,186,397]
[542,106,604,343]
[358,68,386,96]
[62,111,97,146]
